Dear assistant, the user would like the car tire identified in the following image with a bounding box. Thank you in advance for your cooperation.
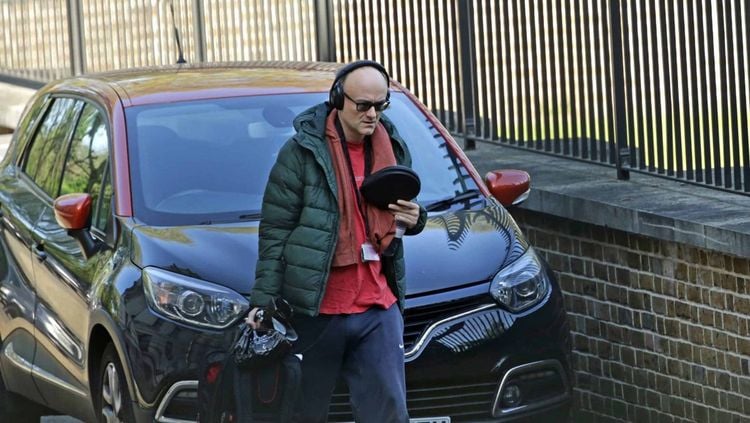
[96,344,135,423]
[0,368,51,421]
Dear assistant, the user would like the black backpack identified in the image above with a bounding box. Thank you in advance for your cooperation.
[200,299,302,423]
[200,341,302,422]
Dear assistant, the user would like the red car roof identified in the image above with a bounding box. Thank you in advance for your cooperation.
[44,61,399,107]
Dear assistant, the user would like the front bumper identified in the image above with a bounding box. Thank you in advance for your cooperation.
[133,278,572,423]
[331,282,573,422]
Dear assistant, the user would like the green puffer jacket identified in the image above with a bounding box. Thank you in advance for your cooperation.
[250,103,427,316]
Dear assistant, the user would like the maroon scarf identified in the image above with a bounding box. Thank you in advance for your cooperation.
[325,110,397,267]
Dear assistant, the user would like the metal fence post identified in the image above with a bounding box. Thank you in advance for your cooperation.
[609,0,630,180]
[192,0,207,62]
[66,0,85,75]
[457,0,477,150]
[314,0,335,62]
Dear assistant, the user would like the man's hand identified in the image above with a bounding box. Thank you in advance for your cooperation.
[388,199,420,229]
[245,307,260,329]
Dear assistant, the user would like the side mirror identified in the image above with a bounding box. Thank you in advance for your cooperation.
[484,170,531,207]
[53,193,101,258]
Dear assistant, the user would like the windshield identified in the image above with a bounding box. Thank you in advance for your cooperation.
[126,92,482,226]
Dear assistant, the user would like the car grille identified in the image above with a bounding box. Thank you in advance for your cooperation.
[402,294,490,351]
[328,379,498,422]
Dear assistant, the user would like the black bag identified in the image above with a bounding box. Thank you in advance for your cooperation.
[232,325,293,368]
[232,354,302,423]
[232,297,298,368]
[200,351,301,423]
[202,298,301,422]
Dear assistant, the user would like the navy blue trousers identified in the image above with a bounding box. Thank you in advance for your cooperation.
[292,304,409,423]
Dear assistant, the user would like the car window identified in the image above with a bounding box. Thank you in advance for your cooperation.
[382,94,480,202]
[60,103,112,233]
[126,94,307,226]
[23,97,82,197]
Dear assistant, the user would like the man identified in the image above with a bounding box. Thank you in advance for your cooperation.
[248,60,426,422]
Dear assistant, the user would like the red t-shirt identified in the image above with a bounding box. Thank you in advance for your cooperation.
[319,141,397,314]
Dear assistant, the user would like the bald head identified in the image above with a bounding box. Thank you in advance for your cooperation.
[341,66,389,93]
[337,66,390,142]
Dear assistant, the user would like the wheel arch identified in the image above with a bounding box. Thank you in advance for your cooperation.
[88,309,152,412]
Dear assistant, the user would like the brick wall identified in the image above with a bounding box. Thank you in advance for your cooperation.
[513,209,750,423]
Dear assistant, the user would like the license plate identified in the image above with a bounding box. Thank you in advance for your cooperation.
[343,417,451,423]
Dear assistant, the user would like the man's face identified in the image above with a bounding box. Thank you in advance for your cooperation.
[338,67,389,142]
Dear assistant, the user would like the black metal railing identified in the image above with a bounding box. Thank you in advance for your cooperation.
[1,0,747,194]
[333,0,749,195]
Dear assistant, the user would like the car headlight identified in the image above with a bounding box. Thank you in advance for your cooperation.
[489,248,550,313]
[143,267,249,329]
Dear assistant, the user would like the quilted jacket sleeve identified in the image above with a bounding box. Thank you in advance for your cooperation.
[405,205,427,236]
[250,140,305,307]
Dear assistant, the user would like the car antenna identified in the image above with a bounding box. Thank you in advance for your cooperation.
[169,1,187,64]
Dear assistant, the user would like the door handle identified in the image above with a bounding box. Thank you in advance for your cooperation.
[33,243,47,261]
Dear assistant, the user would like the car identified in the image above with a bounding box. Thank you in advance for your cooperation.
[0,62,572,423]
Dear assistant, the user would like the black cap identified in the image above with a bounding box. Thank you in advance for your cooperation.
[360,165,421,209]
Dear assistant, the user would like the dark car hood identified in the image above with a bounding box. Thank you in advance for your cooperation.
[131,223,261,295]
[130,204,527,296]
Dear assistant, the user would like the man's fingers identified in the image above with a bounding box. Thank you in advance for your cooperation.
[388,201,419,228]
[245,307,259,329]
[389,200,418,211]
[392,211,417,227]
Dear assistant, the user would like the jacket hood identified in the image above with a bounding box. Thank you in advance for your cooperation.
[293,102,330,135]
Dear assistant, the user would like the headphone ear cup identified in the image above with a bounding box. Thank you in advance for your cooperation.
[330,80,345,110]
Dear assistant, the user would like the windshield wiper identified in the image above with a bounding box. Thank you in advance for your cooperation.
[425,189,483,212]
[198,213,262,225]
[238,212,262,220]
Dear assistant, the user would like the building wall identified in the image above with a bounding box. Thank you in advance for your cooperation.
[513,209,750,422]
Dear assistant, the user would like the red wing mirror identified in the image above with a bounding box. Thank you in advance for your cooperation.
[53,193,92,230]
[484,170,531,207]
[53,193,102,259]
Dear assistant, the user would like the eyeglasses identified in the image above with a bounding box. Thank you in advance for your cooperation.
[343,92,390,112]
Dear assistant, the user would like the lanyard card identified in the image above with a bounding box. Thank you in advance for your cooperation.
[361,242,380,262]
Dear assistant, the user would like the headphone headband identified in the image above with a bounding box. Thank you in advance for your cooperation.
[329,60,390,110]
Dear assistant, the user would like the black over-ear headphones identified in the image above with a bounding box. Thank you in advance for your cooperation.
[329,60,391,110]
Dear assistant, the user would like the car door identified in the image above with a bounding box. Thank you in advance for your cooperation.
[0,96,81,402]
[30,101,115,414]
